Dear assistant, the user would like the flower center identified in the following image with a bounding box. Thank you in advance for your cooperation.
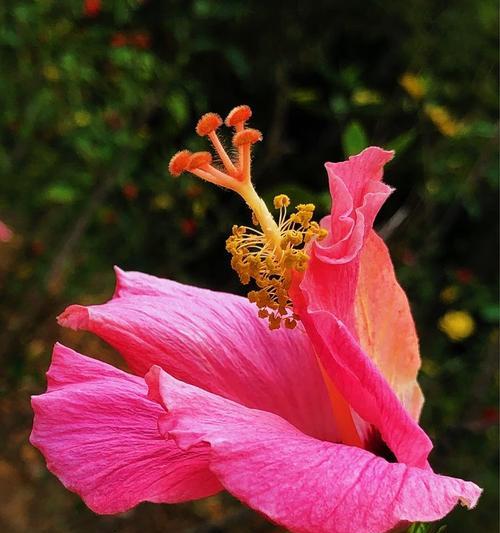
[168,105,327,329]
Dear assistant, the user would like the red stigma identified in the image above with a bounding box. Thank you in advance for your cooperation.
[196,113,223,137]
[225,105,252,127]
[168,150,192,177]
[187,151,213,170]
[233,128,263,147]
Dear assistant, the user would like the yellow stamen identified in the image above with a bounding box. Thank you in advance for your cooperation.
[168,105,327,329]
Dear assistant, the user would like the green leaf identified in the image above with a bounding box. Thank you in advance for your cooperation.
[42,184,78,204]
[407,523,429,533]
[223,47,250,79]
[166,92,189,127]
[388,130,416,155]
[406,523,447,533]
[290,88,319,105]
[480,304,500,323]
[342,120,368,157]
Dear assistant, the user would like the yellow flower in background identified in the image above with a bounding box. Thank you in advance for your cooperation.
[424,104,464,137]
[439,310,476,341]
[74,111,91,128]
[152,193,173,210]
[399,72,426,100]
[440,285,460,304]
[352,89,382,106]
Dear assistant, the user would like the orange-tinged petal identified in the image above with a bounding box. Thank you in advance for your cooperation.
[355,230,424,421]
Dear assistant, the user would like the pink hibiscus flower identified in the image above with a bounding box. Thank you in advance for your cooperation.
[31,107,481,533]
[0,219,12,242]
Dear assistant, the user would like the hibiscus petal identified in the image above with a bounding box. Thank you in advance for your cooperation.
[0,219,12,242]
[297,148,394,332]
[291,147,430,465]
[292,248,431,464]
[146,366,482,533]
[315,147,394,265]
[326,146,394,210]
[30,343,221,514]
[57,269,338,442]
[294,298,433,467]
[355,231,424,421]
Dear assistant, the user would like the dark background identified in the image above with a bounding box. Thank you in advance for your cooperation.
[0,1,498,531]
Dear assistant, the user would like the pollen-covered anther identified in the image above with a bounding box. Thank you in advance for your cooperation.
[290,203,316,228]
[225,105,252,129]
[225,197,328,329]
[281,230,303,248]
[168,150,192,177]
[274,194,290,209]
[232,128,263,147]
[195,113,223,137]
[268,313,282,330]
[187,151,213,170]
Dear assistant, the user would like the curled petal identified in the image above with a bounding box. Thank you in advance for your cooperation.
[315,147,394,264]
[296,148,394,332]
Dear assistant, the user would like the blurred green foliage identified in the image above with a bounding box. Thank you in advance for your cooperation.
[0,1,497,532]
